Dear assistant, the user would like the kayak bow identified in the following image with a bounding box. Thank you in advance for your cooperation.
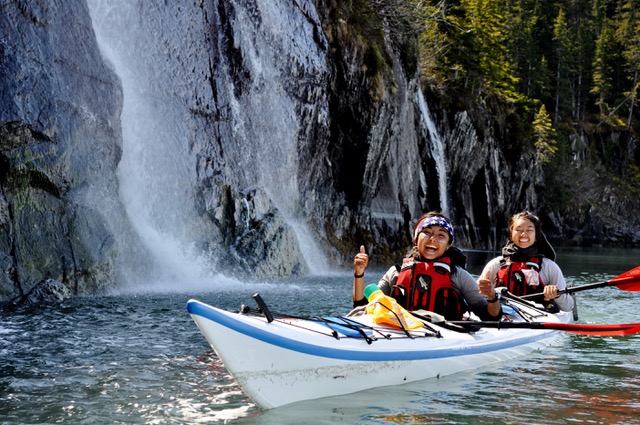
[188,294,572,408]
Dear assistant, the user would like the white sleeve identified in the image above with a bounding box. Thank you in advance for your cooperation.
[377,266,399,295]
[480,256,502,281]
[541,259,575,312]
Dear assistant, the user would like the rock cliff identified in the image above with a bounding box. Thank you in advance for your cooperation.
[0,0,637,301]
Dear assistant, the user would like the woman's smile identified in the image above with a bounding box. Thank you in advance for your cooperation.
[417,226,451,259]
[511,218,537,249]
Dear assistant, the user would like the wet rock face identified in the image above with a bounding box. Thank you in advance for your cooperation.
[0,0,565,301]
[0,2,137,300]
[1,1,637,302]
[1,0,330,299]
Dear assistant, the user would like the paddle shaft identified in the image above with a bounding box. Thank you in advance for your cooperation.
[447,320,640,336]
[521,273,640,300]
[561,275,639,293]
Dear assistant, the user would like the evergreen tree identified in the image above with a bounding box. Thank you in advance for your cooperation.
[564,0,597,123]
[460,0,521,101]
[412,0,638,134]
[552,7,572,123]
[615,0,640,128]
[533,104,558,163]
[591,19,619,120]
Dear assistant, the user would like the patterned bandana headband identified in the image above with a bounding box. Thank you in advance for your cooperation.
[413,215,455,242]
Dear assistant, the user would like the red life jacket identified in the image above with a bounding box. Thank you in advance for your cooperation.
[496,256,546,296]
[391,257,466,320]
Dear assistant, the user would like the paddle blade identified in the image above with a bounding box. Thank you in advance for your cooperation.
[545,322,640,336]
[614,280,640,292]
[452,320,640,336]
[609,266,640,291]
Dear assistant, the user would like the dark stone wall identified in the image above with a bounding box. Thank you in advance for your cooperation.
[1,2,123,299]
[0,0,637,302]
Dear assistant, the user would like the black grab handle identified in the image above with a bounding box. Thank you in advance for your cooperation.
[252,293,274,323]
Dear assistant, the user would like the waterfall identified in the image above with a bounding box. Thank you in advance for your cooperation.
[416,90,450,216]
[86,1,226,285]
[210,0,334,274]
[87,0,333,284]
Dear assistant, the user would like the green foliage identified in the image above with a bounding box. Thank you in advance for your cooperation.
[532,104,558,163]
[423,0,523,102]
[415,1,635,117]
[324,0,393,99]
[507,1,553,100]
[339,0,639,191]
[395,0,639,175]
[626,164,640,196]
[591,19,620,118]
[615,0,640,127]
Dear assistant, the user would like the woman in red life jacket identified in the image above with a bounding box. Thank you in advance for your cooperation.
[352,212,502,321]
[479,211,574,312]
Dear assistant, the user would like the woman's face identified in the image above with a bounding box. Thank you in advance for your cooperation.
[510,217,537,249]
[416,225,451,260]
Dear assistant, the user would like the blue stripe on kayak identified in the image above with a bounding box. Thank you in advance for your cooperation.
[187,300,555,362]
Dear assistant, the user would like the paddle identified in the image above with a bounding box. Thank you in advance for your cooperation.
[411,309,640,336]
[446,320,640,336]
[520,266,640,300]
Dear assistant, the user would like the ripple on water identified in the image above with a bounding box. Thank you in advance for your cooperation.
[2,265,640,424]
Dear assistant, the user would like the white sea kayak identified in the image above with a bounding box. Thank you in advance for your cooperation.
[187,292,573,409]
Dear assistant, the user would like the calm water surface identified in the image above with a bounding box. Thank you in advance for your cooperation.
[1,248,639,424]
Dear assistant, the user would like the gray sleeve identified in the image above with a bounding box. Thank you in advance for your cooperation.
[376,266,399,295]
[541,259,575,312]
[451,267,488,311]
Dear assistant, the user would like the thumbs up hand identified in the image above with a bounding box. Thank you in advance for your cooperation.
[353,245,368,277]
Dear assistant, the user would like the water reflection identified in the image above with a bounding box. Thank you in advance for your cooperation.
[1,247,638,424]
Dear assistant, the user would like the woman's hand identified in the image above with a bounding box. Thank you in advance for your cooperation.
[477,270,496,300]
[352,245,368,302]
[478,271,501,317]
[354,245,368,276]
[543,285,559,301]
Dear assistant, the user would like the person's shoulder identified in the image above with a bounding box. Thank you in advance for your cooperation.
[541,257,562,271]
[451,265,474,280]
[479,255,503,270]
[486,255,503,265]
[382,264,400,277]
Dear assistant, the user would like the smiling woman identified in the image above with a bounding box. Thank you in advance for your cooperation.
[480,210,575,312]
[412,214,455,259]
[351,211,502,321]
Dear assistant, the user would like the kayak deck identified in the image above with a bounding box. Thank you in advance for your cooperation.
[188,294,571,408]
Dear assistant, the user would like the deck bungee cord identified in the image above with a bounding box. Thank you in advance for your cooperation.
[240,293,444,344]
[227,274,640,353]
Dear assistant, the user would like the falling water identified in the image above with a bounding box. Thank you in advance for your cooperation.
[220,1,333,274]
[87,1,333,284]
[416,90,450,216]
[87,1,215,286]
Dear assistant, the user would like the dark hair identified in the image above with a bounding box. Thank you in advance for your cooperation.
[508,210,556,261]
[508,211,541,237]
